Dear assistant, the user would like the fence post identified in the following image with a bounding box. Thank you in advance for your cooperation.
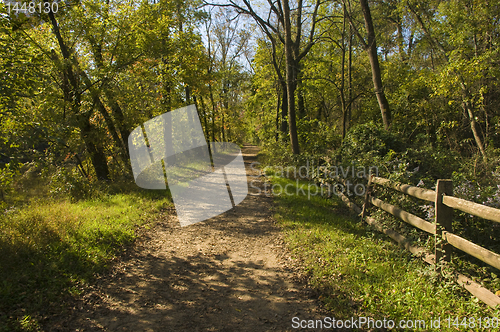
[361,174,373,221]
[435,179,453,273]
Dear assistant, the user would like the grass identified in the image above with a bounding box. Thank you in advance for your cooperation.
[270,175,500,330]
[0,183,172,331]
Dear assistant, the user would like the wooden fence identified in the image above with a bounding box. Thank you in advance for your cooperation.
[360,175,500,308]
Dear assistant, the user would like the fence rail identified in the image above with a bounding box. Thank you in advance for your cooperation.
[442,195,500,223]
[368,196,436,234]
[443,232,500,271]
[361,175,500,308]
[370,176,436,202]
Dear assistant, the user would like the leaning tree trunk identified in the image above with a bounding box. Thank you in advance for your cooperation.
[463,100,487,159]
[360,0,391,130]
[79,113,110,181]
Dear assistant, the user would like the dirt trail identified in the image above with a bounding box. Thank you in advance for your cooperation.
[49,146,324,331]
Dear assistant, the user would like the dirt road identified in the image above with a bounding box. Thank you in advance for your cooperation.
[48,146,324,331]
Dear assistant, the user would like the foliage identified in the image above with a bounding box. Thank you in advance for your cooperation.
[0,186,172,331]
[48,166,103,201]
[297,118,339,156]
[2,0,500,327]
[270,175,499,326]
[339,122,403,164]
[0,163,20,210]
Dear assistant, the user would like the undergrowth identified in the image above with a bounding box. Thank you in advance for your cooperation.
[0,179,172,331]
[270,176,500,330]
[263,122,500,309]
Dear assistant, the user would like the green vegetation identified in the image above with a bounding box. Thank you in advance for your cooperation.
[0,180,172,331]
[1,0,500,329]
[263,122,500,309]
[270,175,500,328]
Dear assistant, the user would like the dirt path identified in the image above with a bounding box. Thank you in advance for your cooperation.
[49,146,324,331]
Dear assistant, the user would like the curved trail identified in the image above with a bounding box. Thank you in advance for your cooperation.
[50,146,324,331]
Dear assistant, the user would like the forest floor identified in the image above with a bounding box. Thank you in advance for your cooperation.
[46,145,327,332]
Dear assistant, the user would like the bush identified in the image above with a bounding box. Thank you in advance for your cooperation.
[0,163,20,204]
[48,166,104,201]
[297,118,340,156]
[339,122,403,164]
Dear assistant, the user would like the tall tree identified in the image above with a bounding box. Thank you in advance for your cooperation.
[346,0,392,130]
[46,9,111,180]
[407,0,497,159]
[206,0,324,154]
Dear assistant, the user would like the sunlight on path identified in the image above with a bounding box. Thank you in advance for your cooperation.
[49,145,324,332]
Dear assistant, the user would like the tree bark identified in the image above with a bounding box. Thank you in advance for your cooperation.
[341,4,347,139]
[79,113,110,181]
[297,87,306,119]
[77,67,128,160]
[48,9,110,180]
[463,101,487,158]
[347,16,353,136]
[104,92,131,157]
[283,0,300,154]
[276,88,281,142]
[268,43,288,136]
[359,0,391,130]
[281,82,289,135]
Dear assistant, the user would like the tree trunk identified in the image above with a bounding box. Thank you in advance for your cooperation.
[341,4,347,139]
[463,101,487,159]
[93,94,126,157]
[185,85,191,105]
[86,36,131,160]
[297,64,306,119]
[396,20,406,62]
[347,19,353,136]
[79,113,110,181]
[286,61,299,154]
[221,109,226,142]
[297,88,305,119]
[197,95,213,162]
[280,80,288,135]
[222,82,230,141]
[284,0,300,154]
[359,0,391,130]
[268,39,288,137]
[276,87,281,142]
[48,9,110,180]
[78,68,127,158]
[105,95,131,157]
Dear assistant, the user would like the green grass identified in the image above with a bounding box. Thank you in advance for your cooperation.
[270,176,500,330]
[0,186,172,331]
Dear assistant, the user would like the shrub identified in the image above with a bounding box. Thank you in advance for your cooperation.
[48,166,104,201]
[339,122,403,164]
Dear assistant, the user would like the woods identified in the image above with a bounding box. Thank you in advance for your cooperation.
[2,0,499,185]
[1,0,500,330]
[247,0,499,160]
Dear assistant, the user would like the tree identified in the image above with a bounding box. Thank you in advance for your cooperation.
[3,0,208,181]
[407,0,499,159]
[206,0,325,154]
[346,0,392,130]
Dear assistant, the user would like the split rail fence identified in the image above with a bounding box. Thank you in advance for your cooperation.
[358,175,500,308]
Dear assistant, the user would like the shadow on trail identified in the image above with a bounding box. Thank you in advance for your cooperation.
[89,249,302,331]
[49,146,324,332]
